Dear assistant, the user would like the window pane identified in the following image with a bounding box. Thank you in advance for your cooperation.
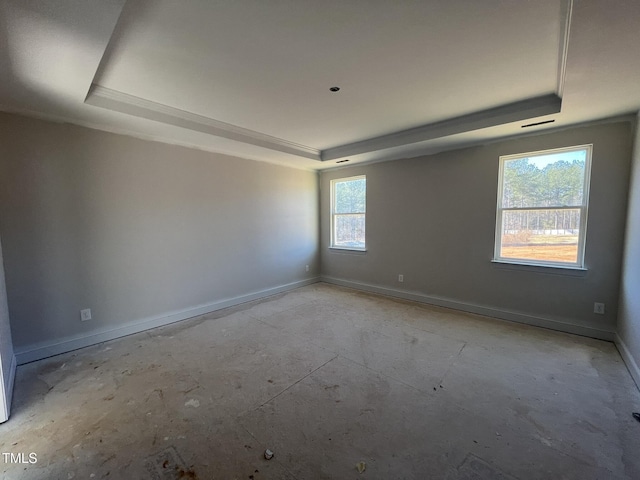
[335,178,366,214]
[500,209,581,263]
[502,149,587,208]
[334,214,365,249]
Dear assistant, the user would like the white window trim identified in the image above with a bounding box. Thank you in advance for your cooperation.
[493,144,593,270]
[330,175,366,252]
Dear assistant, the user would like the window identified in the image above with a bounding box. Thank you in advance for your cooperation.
[330,175,366,250]
[494,145,592,269]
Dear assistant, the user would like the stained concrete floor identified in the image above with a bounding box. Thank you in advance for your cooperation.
[1,283,639,480]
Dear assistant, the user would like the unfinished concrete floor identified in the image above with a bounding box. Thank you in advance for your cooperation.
[1,283,639,479]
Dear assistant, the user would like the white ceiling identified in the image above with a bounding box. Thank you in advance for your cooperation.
[1,0,639,170]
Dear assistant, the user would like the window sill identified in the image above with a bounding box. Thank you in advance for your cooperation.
[329,247,367,254]
[491,259,588,276]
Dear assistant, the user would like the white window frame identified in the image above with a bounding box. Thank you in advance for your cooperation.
[493,144,592,269]
[330,175,366,251]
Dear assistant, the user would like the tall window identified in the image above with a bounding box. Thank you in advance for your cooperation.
[330,175,366,250]
[494,145,592,268]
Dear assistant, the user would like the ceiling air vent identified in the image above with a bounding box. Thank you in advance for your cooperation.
[521,119,555,128]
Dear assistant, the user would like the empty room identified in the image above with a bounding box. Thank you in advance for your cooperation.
[1,0,640,479]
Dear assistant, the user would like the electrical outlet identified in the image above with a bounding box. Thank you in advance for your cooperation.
[593,303,605,315]
[398,274,404,282]
[305,265,309,272]
[80,309,92,321]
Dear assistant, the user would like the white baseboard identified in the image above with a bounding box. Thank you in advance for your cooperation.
[320,276,615,342]
[614,333,640,392]
[15,277,320,365]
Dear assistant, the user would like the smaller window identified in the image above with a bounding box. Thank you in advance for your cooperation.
[494,145,592,269]
[330,175,366,251]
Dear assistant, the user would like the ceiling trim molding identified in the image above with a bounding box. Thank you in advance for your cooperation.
[321,94,562,161]
[85,84,322,161]
[86,85,561,165]
[320,113,637,172]
[557,0,574,97]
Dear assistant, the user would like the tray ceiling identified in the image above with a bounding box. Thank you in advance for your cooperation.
[1,0,640,169]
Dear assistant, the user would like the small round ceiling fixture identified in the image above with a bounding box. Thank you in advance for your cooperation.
[329,86,340,92]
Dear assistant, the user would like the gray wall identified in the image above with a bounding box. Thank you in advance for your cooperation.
[617,114,640,386]
[0,111,635,367]
[321,120,633,337]
[0,112,319,355]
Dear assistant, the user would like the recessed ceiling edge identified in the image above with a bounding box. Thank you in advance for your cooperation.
[321,94,562,161]
[85,84,322,161]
